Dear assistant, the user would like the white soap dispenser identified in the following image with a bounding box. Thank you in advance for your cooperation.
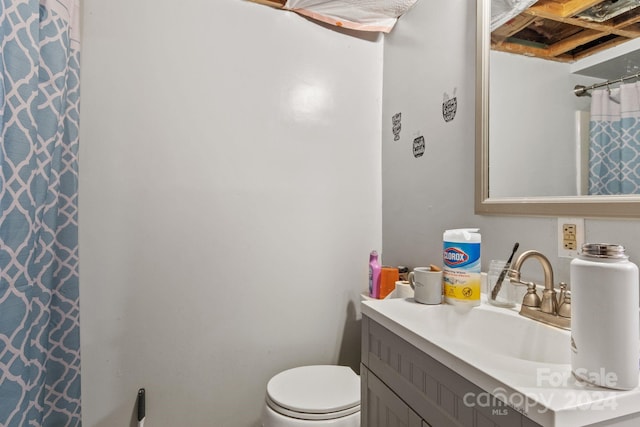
[570,243,639,390]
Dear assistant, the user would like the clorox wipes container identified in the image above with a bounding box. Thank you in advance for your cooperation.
[443,228,481,307]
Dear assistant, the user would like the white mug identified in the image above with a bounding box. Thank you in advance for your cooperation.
[408,267,443,304]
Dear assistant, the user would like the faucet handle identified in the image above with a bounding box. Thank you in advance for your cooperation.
[558,289,571,318]
[522,282,541,307]
[558,282,567,305]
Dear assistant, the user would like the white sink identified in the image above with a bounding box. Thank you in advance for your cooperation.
[397,302,570,364]
[361,295,640,427]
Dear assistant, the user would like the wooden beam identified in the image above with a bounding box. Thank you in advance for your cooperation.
[527,1,566,18]
[492,15,536,41]
[528,0,604,19]
[572,37,632,60]
[491,40,573,61]
[562,18,639,38]
[557,0,605,18]
[523,10,640,38]
[547,28,603,56]
[491,0,640,62]
[247,0,285,8]
[614,15,640,32]
[614,26,640,38]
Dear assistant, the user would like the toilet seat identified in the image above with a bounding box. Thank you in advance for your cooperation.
[266,365,360,421]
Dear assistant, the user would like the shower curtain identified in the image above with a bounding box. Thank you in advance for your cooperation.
[0,0,81,425]
[589,82,640,195]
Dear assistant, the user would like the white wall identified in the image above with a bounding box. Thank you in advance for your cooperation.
[79,0,640,425]
[489,51,598,197]
[381,0,477,268]
[79,1,382,426]
[382,1,640,290]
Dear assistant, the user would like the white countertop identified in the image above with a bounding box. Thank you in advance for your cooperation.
[361,296,640,427]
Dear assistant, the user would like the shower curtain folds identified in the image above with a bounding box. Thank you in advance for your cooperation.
[0,0,82,425]
[589,82,640,195]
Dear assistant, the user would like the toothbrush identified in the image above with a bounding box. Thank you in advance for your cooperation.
[137,388,146,427]
[491,242,519,300]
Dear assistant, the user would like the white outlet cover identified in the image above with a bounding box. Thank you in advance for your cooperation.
[557,217,585,258]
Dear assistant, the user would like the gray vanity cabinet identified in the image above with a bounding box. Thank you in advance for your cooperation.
[362,367,423,427]
[361,315,542,427]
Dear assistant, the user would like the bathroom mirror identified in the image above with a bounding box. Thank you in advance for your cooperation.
[475,0,640,218]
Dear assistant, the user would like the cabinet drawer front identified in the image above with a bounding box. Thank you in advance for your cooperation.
[362,316,538,427]
[362,366,422,427]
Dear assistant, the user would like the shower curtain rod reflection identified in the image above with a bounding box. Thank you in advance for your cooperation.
[574,72,640,97]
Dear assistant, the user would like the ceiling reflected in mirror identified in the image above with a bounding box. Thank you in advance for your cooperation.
[492,0,640,63]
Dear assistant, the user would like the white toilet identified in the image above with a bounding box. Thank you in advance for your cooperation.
[261,365,361,427]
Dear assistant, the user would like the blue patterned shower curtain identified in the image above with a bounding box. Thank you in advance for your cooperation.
[589,82,640,195]
[0,0,81,425]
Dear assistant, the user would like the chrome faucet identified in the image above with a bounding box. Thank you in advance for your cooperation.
[508,250,571,330]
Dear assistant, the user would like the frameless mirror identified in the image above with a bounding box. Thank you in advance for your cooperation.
[476,0,640,218]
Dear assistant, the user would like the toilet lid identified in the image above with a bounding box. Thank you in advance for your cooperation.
[266,365,360,416]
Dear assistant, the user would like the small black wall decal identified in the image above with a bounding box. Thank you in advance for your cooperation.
[392,112,402,141]
[413,136,425,158]
[443,88,457,122]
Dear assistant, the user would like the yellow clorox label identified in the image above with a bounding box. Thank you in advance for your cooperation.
[443,271,481,301]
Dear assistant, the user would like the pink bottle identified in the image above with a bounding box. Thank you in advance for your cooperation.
[369,251,381,298]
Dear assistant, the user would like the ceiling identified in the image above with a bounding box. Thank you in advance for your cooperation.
[492,0,640,62]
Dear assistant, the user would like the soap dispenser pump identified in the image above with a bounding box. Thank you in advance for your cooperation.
[570,243,639,390]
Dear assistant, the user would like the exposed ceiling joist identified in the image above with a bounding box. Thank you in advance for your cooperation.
[492,0,640,62]
[248,0,285,8]
[528,0,604,19]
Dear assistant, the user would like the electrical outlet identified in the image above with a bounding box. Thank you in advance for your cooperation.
[558,218,585,258]
[563,224,577,250]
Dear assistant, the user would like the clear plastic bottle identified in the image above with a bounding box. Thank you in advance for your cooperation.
[369,251,381,298]
[570,243,639,390]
